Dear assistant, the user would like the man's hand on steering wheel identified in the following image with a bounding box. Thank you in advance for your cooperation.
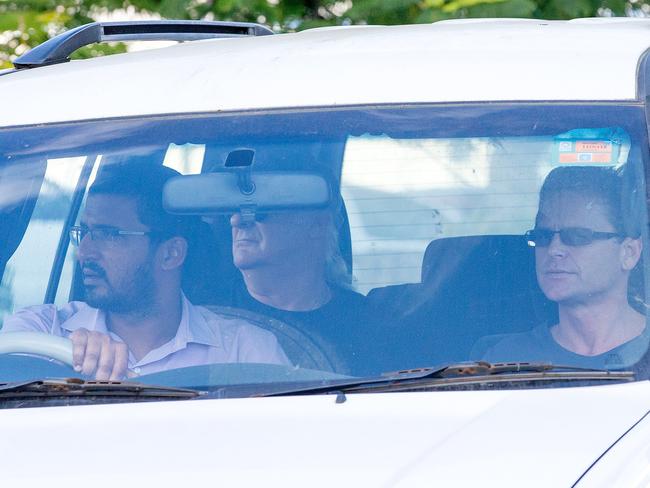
[69,328,129,381]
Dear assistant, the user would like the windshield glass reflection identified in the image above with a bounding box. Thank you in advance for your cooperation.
[0,103,647,394]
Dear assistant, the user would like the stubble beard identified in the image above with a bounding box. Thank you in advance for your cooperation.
[85,260,157,315]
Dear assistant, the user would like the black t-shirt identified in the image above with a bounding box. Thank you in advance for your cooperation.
[223,281,379,376]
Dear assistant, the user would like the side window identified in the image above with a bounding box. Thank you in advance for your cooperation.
[163,143,205,175]
[0,156,97,323]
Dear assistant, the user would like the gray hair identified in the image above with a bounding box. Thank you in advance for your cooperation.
[324,200,353,288]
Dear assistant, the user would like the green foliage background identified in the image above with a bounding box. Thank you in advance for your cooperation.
[0,0,643,68]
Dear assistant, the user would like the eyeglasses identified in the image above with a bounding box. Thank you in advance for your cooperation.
[69,225,156,247]
[525,227,622,247]
[232,212,270,225]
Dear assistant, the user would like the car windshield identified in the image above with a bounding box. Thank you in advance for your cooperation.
[1,103,649,398]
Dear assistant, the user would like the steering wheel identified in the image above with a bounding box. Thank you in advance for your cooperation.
[0,332,76,382]
[0,331,74,365]
[205,305,343,373]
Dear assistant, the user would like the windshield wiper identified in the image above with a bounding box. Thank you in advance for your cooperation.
[260,361,635,397]
[0,378,201,400]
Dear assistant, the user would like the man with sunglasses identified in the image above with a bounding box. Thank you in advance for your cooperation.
[2,164,290,379]
[225,205,378,376]
[476,165,648,369]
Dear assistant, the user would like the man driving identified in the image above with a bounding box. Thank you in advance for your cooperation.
[2,163,290,379]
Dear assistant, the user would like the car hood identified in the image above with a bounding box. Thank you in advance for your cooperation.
[2,380,650,486]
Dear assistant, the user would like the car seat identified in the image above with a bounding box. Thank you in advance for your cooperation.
[366,235,557,370]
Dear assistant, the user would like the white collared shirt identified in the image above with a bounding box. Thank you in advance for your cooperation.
[1,295,291,375]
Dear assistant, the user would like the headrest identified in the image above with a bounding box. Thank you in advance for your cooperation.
[421,234,534,287]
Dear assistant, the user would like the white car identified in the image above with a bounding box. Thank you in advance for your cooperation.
[1,18,650,487]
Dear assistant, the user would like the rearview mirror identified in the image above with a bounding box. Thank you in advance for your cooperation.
[163,172,332,215]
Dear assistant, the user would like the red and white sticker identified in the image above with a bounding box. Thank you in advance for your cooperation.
[557,140,614,164]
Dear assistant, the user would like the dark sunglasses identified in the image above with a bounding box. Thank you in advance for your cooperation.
[233,212,270,223]
[525,227,622,247]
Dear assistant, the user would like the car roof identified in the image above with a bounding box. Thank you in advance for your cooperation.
[2,18,650,128]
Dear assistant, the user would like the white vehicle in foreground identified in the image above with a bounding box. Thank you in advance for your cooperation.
[1,18,650,486]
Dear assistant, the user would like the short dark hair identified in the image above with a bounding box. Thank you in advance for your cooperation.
[538,166,640,238]
[88,163,196,241]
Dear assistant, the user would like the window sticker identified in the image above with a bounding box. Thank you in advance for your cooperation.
[553,127,629,167]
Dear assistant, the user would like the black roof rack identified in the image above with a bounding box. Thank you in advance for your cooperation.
[13,20,274,70]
